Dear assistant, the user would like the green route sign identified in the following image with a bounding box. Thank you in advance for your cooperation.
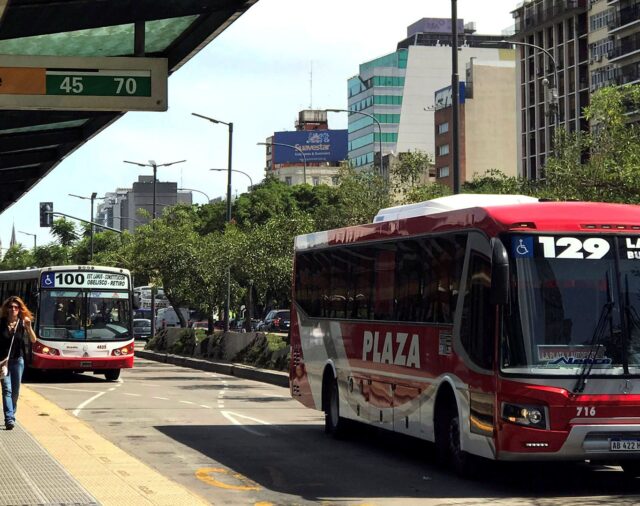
[0,55,167,111]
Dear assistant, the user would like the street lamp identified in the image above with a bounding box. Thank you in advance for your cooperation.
[69,192,102,262]
[497,39,559,125]
[192,112,233,333]
[257,141,307,185]
[123,159,186,221]
[209,168,253,189]
[178,188,210,203]
[18,231,36,252]
[325,108,384,176]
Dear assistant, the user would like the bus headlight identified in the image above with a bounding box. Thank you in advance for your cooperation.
[502,402,547,429]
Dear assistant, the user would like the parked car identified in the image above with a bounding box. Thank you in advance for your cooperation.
[190,321,209,332]
[133,318,152,340]
[155,307,189,328]
[263,309,290,332]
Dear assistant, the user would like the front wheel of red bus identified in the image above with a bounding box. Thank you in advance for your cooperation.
[104,369,121,382]
[435,398,479,479]
[324,376,346,438]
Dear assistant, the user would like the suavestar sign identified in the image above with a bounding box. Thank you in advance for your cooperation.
[273,129,347,164]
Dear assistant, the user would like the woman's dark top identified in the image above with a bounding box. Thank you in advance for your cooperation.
[0,317,26,360]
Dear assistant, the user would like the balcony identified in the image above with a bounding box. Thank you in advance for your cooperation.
[514,0,587,34]
[616,64,640,85]
[609,35,640,61]
[609,4,640,32]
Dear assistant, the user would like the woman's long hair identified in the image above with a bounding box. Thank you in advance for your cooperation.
[1,296,34,321]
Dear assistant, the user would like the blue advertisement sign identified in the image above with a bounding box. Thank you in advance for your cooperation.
[272,130,348,164]
[434,82,466,110]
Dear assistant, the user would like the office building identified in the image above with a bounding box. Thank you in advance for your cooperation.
[346,18,509,177]
[96,177,192,232]
[434,56,518,189]
[512,0,639,179]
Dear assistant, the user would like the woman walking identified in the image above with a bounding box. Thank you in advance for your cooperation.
[0,296,37,430]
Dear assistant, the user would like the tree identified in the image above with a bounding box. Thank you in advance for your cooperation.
[50,218,79,247]
[0,245,33,270]
[543,84,640,203]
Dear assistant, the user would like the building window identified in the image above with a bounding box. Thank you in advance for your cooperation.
[285,177,292,186]
[312,176,320,186]
[437,166,450,178]
[438,122,449,134]
[438,144,450,156]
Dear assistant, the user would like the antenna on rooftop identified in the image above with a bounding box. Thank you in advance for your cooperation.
[309,61,313,109]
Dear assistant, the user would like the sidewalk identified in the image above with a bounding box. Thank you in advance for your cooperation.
[1,387,210,506]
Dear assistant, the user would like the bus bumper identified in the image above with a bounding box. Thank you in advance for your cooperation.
[498,422,640,461]
[31,354,134,370]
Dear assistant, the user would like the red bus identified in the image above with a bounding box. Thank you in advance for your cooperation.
[290,194,640,476]
[0,265,135,381]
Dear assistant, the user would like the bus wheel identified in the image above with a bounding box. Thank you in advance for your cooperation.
[325,378,345,437]
[435,402,477,478]
[104,369,120,381]
[621,461,640,477]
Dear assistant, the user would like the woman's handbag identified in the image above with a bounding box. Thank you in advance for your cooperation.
[0,322,18,379]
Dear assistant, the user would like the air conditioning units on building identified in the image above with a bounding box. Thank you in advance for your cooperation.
[596,55,603,62]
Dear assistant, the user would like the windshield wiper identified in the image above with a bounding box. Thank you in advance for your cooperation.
[573,275,614,394]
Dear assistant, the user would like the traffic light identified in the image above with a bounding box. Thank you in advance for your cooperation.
[39,202,53,227]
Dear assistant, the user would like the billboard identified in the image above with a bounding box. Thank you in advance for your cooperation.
[272,129,347,164]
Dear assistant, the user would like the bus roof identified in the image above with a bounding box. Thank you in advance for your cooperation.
[295,197,640,251]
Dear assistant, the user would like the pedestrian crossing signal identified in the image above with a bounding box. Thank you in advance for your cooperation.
[39,202,53,227]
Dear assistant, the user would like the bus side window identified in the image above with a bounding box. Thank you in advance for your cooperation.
[374,247,396,320]
[460,252,494,370]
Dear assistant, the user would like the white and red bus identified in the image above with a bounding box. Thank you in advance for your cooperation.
[290,194,640,476]
[0,265,134,381]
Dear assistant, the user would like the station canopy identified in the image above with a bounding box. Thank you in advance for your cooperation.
[0,0,257,214]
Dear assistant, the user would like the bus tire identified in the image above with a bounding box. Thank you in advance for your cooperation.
[621,461,640,477]
[324,377,345,437]
[435,397,478,478]
[104,369,120,381]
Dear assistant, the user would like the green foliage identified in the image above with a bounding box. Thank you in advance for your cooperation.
[50,218,78,247]
[542,84,640,203]
[0,245,33,270]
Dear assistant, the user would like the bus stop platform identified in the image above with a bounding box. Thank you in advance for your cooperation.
[0,387,208,506]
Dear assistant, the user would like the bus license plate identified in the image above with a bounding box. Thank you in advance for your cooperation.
[610,440,640,451]
[80,361,92,368]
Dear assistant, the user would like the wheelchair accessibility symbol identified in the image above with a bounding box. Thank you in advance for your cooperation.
[512,236,533,258]
[42,273,55,287]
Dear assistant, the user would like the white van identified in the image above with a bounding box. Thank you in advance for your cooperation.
[155,307,189,328]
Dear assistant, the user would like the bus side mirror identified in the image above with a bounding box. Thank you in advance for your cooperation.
[132,294,140,310]
[491,238,509,305]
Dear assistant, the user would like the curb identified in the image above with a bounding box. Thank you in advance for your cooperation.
[135,349,290,388]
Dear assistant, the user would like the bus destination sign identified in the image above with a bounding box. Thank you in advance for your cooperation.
[0,55,167,111]
[42,271,130,290]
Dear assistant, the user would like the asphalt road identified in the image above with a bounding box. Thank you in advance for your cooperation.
[24,355,640,506]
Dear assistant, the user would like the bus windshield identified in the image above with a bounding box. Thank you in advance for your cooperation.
[502,234,640,376]
[39,290,131,341]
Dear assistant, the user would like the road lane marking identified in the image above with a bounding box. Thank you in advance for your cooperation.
[152,396,169,400]
[123,393,142,397]
[221,411,266,436]
[72,388,115,417]
[200,404,212,409]
[195,467,260,491]
[179,400,195,405]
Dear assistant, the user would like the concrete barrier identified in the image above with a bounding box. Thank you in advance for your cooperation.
[135,349,289,388]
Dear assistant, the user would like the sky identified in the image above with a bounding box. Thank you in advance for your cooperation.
[0,0,518,251]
